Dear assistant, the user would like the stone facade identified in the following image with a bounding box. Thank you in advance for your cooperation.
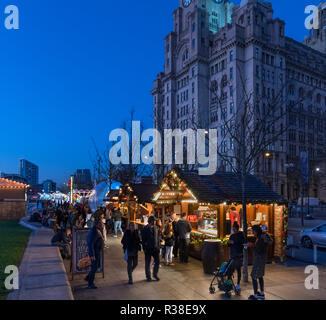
[152,0,326,202]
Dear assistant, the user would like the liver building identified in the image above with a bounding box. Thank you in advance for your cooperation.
[152,0,326,202]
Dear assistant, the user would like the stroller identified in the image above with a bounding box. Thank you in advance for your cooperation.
[209,259,241,298]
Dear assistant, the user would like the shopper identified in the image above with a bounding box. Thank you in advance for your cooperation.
[172,213,179,259]
[51,228,72,259]
[121,222,141,285]
[228,222,245,291]
[176,212,192,263]
[85,219,105,289]
[141,216,161,281]
[113,208,123,238]
[163,221,175,266]
[247,225,273,300]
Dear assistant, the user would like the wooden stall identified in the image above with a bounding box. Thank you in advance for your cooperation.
[153,169,287,261]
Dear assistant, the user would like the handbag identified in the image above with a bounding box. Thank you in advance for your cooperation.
[77,256,92,270]
[124,250,128,261]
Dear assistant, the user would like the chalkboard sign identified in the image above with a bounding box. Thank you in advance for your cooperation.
[71,228,104,279]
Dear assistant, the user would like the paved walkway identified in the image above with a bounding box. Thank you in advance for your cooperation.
[8,224,73,300]
[65,236,326,301]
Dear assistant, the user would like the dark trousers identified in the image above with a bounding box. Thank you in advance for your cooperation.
[179,238,190,263]
[173,238,179,258]
[252,276,264,295]
[228,256,243,285]
[127,255,138,281]
[87,254,100,286]
[144,249,160,280]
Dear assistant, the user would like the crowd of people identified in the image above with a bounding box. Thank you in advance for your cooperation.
[30,201,273,299]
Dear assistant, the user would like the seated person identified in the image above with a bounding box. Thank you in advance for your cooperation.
[51,229,72,259]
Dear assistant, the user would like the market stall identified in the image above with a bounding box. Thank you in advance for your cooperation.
[153,169,287,261]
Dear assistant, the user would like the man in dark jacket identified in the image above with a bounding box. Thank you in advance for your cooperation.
[141,216,161,281]
[121,222,141,284]
[85,219,105,289]
[176,213,192,263]
[172,213,179,259]
[228,222,245,290]
[51,229,72,259]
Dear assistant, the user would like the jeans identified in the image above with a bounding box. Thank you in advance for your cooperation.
[87,253,101,286]
[127,255,138,281]
[114,221,123,236]
[252,276,264,295]
[144,249,160,280]
[179,238,190,263]
[165,246,173,264]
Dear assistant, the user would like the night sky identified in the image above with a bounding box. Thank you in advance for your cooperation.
[0,0,319,185]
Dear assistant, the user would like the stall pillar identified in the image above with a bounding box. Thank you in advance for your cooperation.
[219,204,225,239]
[162,206,166,231]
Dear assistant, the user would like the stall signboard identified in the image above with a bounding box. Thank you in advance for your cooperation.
[71,228,104,279]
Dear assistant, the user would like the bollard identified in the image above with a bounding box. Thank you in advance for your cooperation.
[313,245,318,264]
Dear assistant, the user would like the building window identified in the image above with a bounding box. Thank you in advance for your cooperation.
[192,39,196,48]
[230,67,233,80]
[192,22,196,32]
[230,50,234,62]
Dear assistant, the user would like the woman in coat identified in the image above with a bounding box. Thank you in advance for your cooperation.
[247,225,273,300]
[163,222,175,266]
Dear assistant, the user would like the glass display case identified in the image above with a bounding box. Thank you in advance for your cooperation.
[195,210,218,237]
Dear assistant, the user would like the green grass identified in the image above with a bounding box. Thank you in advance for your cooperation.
[0,220,31,300]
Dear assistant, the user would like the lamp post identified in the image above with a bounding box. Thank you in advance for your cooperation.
[70,175,74,204]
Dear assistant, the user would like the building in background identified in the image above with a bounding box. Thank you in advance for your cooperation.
[152,0,326,202]
[0,173,28,184]
[42,180,57,193]
[73,169,93,190]
[20,159,39,186]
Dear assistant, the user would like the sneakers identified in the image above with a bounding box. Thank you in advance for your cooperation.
[87,284,98,290]
[153,275,160,281]
[256,292,265,300]
[235,284,241,291]
[248,295,259,300]
[128,279,133,285]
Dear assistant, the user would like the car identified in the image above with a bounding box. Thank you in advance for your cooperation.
[300,224,326,248]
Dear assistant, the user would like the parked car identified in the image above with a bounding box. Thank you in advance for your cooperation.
[300,224,326,248]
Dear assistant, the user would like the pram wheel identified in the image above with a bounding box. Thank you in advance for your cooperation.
[225,291,232,299]
[235,288,241,296]
[209,286,216,295]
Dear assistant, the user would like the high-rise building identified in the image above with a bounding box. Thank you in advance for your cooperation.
[74,169,93,190]
[20,159,39,186]
[42,180,57,193]
[152,0,326,201]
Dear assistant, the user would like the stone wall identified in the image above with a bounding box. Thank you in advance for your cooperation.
[0,201,26,220]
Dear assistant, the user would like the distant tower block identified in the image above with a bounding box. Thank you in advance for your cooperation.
[304,2,326,54]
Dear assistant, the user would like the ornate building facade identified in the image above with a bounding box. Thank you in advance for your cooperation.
[152,0,326,202]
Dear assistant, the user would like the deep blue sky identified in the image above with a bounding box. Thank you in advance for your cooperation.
[0,0,320,185]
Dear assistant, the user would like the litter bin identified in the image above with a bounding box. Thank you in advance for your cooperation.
[201,239,223,275]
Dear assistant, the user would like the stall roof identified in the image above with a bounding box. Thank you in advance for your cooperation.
[130,184,159,203]
[0,178,28,189]
[175,169,284,204]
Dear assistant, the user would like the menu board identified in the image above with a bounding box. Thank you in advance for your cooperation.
[71,228,104,277]
[196,211,218,236]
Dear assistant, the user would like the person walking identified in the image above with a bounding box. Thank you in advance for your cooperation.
[85,219,105,289]
[113,208,123,238]
[121,222,142,285]
[141,216,161,282]
[176,212,192,263]
[228,222,245,291]
[247,225,273,300]
[163,221,175,266]
[172,213,179,259]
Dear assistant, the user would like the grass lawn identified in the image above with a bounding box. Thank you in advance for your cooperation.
[0,220,31,300]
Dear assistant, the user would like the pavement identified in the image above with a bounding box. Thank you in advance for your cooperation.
[65,235,326,301]
[7,219,74,300]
